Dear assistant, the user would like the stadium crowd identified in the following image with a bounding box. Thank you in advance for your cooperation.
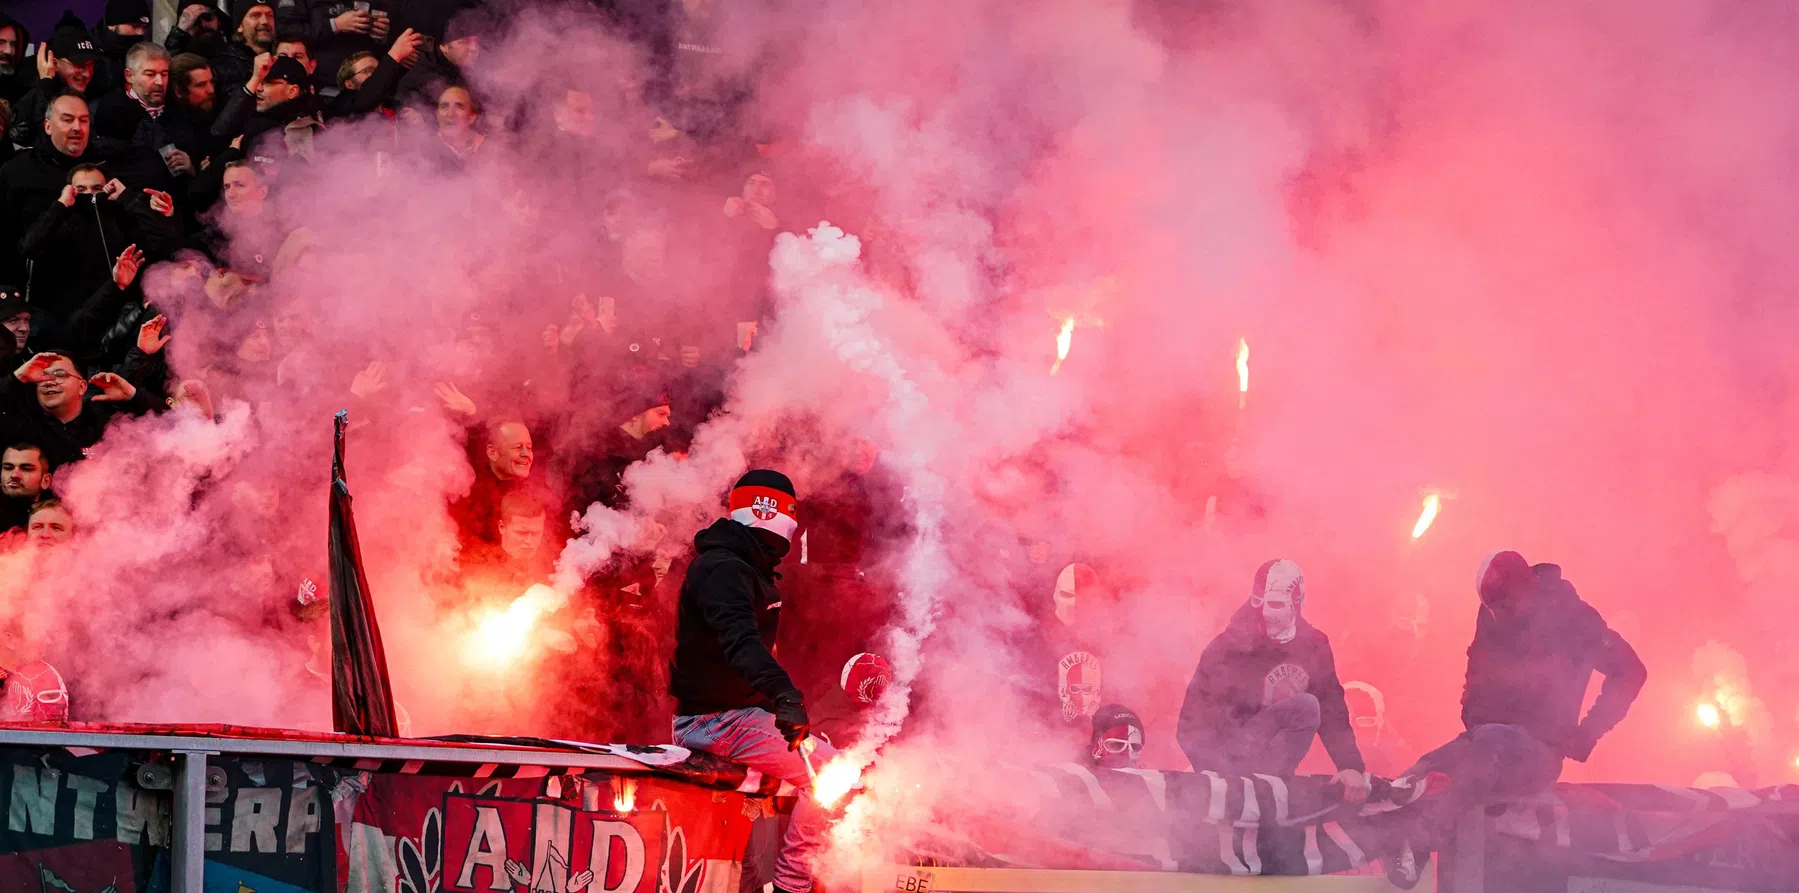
[0,0,910,739]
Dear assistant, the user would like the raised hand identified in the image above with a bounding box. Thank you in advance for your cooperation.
[388,28,423,65]
[137,315,171,355]
[145,189,176,216]
[112,245,145,290]
[88,372,138,403]
[15,353,66,384]
[433,381,477,417]
[350,361,389,399]
[333,8,372,34]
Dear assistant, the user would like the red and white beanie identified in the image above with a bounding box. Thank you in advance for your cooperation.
[729,469,799,542]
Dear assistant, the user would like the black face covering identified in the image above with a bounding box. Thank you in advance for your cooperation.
[750,525,790,559]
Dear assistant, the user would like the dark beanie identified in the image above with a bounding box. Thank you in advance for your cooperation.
[733,469,794,498]
[104,0,151,27]
[729,469,798,541]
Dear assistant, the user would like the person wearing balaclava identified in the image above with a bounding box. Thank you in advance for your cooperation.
[1380,551,1646,887]
[1174,559,1370,802]
[1085,704,1145,770]
[669,469,837,893]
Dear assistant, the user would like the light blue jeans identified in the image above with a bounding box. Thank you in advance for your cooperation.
[674,707,840,893]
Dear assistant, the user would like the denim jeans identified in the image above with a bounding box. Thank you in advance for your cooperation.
[1401,723,1563,824]
[1224,693,1322,775]
[674,707,840,893]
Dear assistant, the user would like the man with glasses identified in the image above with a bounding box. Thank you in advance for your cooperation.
[1175,559,1370,803]
[0,351,144,467]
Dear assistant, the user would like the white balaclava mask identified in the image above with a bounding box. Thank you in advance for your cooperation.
[1052,563,1097,627]
[1250,558,1305,644]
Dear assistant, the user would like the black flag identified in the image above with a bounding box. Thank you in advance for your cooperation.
[329,410,399,737]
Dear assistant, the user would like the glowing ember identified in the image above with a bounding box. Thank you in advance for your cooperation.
[613,778,637,813]
[1411,492,1441,539]
[1050,318,1076,375]
[1235,338,1250,408]
[465,584,563,668]
[1696,702,1722,729]
[812,755,862,808]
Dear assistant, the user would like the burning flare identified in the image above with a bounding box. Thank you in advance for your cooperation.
[613,778,637,813]
[1411,492,1442,539]
[1050,317,1076,375]
[1696,702,1722,729]
[465,584,564,668]
[1235,338,1250,409]
[812,755,863,808]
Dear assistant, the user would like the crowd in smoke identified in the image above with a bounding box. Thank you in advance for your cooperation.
[0,5,1798,881]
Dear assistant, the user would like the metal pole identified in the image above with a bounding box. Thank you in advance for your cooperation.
[171,750,211,893]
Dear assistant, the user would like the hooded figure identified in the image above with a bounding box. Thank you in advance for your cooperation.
[668,469,837,893]
[1383,552,1647,889]
[1175,559,1369,797]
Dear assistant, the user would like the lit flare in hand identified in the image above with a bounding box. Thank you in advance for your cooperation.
[812,755,862,808]
[1696,702,1722,729]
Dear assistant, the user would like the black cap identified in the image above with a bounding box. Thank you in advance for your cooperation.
[104,0,151,27]
[49,29,101,64]
[263,56,310,88]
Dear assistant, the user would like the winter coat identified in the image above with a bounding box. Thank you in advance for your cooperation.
[5,77,85,153]
[0,368,151,468]
[323,53,408,122]
[211,39,259,94]
[1460,564,1646,760]
[668,518,801,716]
[17,188,181,332]
[1176,601,1365,775]
[90,88,208,166]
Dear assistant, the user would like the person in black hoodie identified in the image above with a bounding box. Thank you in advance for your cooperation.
[90,0,153,101]
[669,469,835,893]
[18,163,179,344]
[0,13,32,106]
[1394,552,1645,853]
[1176,558,1371,801]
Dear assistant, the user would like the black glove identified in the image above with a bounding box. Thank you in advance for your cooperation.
[772,692,811,750]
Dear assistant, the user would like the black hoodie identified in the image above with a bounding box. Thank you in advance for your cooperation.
[1176,600,1364,775]
[0,14,31,106]
[667,518,801,716]
[1460,563,1645,760]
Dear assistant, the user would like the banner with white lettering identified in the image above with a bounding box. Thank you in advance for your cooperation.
[0,749,333,893]
[343,773,761,893]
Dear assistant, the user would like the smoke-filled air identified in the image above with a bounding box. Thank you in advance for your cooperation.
[2,0,1799,887]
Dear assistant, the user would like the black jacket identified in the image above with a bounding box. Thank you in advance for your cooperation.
[0,371,151,468]
[668,518,801,716]
[17,189,181,332]
[1176,601,1364,775]
[1461,564,1646,760]
[90,89,208,165]
[211,39,260,94]
[5,76,86,152]
[324,53,407,121]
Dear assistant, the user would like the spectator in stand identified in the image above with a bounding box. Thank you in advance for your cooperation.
[462,490,554,588]
[449,419,544,549]
[5,24,100,151]
[276,1,393,95]
[0,352,145,468]
[164,4,229,58]
[325,26,423,122]
[26,498,74,546]
[171,53,252,165]
[0,13,30,106]
[92,43,203,183]
[398,14,480,110]
[428,84,485,165]
[194,160,290,284]
[19,163,179,346]
[567,389,671,510]
[0,444,54,533]
[237,57,324,158]
[214,2,278,92]
[275,38,320,82]
[0,289,31,356]
[91,0,153,101]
